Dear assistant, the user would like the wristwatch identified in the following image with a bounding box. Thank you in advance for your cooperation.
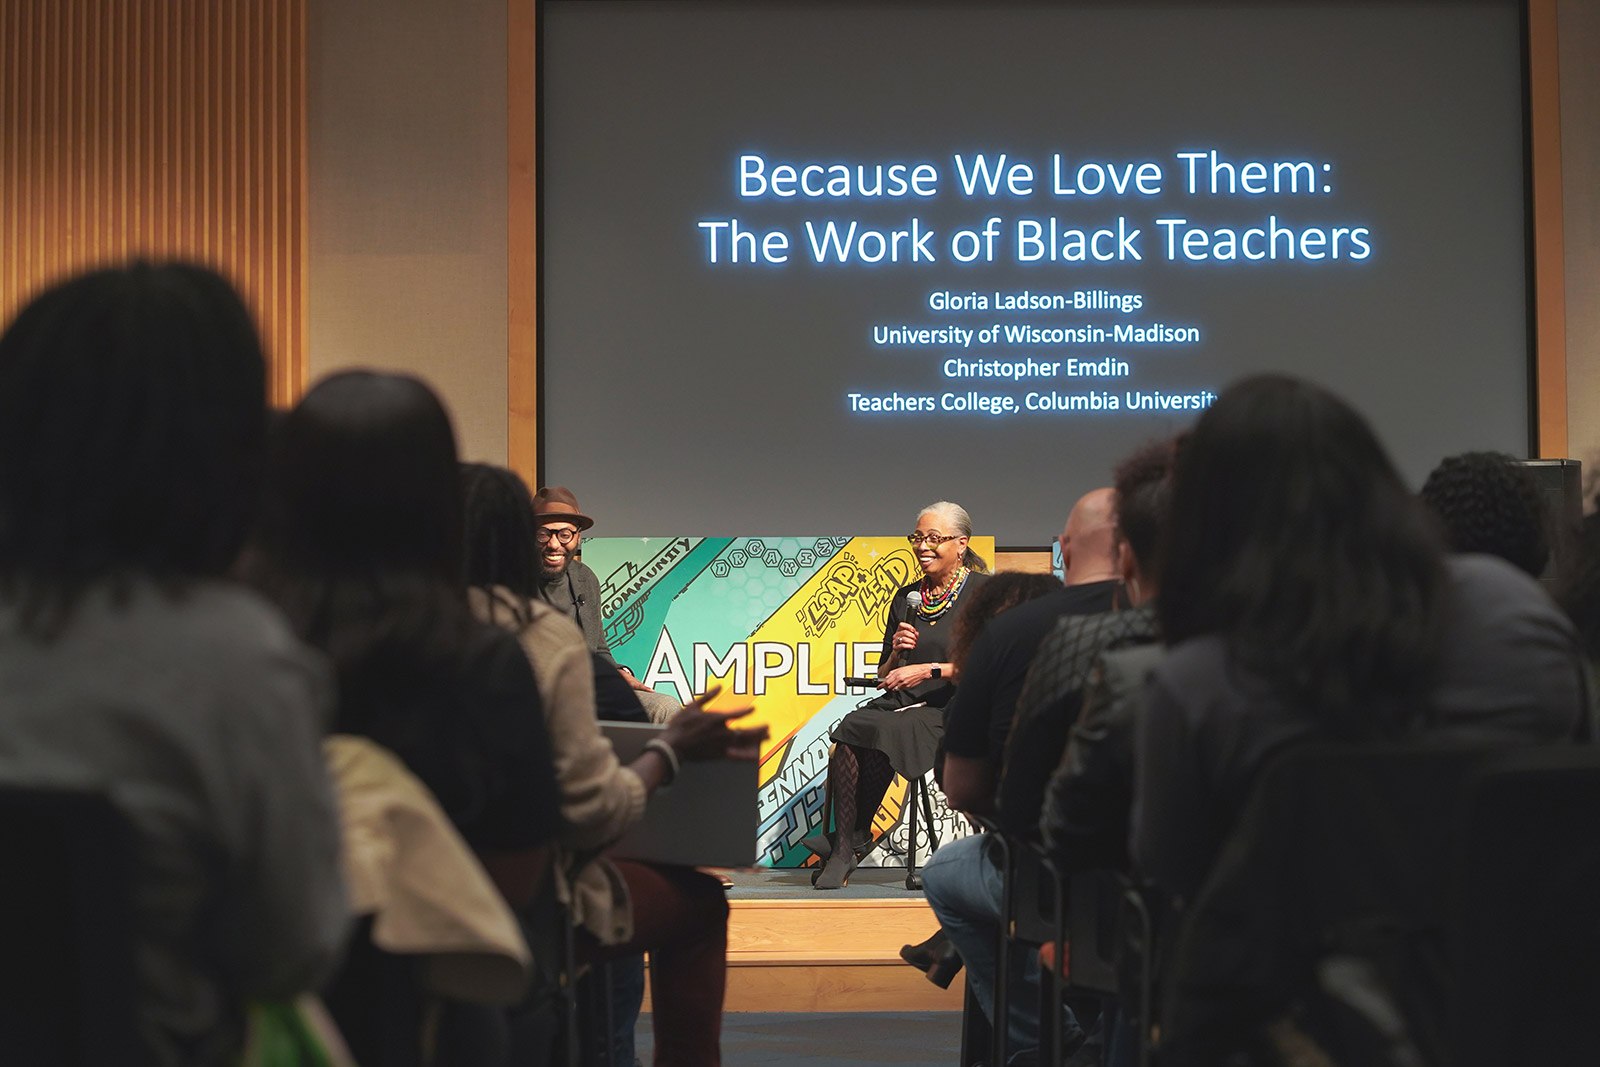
[930,665,942,679]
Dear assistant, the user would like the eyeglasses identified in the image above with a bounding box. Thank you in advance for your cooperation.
[907,533,960,547]
[536,527,581,546]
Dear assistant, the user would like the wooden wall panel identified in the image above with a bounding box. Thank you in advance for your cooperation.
[508,0,538,487]
[0,0,306,404]
[1530,0,1568,458]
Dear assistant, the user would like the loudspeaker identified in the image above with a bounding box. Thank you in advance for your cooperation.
[1516,458,1581,585]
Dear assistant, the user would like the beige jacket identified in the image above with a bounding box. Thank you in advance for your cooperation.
[470,587,647,945]
[323,734,532,1004]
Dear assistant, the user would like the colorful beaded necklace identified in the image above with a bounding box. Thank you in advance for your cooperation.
[916,565,969,623]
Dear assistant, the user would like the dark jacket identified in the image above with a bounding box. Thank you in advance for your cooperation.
[1038,638,1163,873]
[996,603,1158,838]
[540,560,614,665]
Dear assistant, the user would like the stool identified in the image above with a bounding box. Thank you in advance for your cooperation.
[903,773,942,890]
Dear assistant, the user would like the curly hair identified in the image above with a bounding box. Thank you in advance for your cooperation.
[948,570,1062,674]
[1418,451,1550,577]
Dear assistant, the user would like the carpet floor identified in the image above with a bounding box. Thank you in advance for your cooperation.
[636,1011,963,1065]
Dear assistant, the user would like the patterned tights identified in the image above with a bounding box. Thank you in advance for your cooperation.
[829,742,896,839]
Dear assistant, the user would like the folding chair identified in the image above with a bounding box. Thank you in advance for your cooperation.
[903,772,943,890]
[1157,743,1600,1067]
[0,786,139,1067]
[1451,747,1600,1067]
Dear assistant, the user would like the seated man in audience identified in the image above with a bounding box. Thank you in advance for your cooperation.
[1009,438,1178,867]
[0,263,348,1066]
[940,488,1122,814]
[534,486,683,722]
[921,488,1122,1065]
[1419,451,1552,578]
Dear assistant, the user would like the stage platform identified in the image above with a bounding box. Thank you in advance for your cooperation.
[647,867,966,1013]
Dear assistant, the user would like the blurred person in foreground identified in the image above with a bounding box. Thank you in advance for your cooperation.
[1137,375,1589,904]
[0,263,347,1066]
[240,371,568,1064]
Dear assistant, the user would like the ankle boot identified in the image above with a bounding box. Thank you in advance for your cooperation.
[801,832,833,860]
[899,928,949,973]
[813,827,862,890]
[926,942,964,989]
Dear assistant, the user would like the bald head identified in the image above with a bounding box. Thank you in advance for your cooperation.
[1060,488,1120,586]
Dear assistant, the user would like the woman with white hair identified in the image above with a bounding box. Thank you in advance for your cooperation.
[811,502,989,890]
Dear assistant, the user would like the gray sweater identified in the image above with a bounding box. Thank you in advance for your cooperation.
[540,559,614,665]
[0,580,348,1066]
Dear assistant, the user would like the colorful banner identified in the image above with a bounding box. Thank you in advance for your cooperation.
[581,535,993,868]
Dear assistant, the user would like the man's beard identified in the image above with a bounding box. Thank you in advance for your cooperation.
[539,545,576,582]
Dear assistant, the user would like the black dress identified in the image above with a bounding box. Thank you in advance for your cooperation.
[830,572,990,779]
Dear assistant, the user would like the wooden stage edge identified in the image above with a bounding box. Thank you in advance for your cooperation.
[644,895,967,1014]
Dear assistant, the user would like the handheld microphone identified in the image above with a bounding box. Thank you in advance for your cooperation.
[846,591,923,690]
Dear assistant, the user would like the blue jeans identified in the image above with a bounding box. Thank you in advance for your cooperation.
[608,954,645,1065]
[922,833,1082,1058]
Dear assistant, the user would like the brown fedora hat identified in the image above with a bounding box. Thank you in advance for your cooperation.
[532,486,594,531]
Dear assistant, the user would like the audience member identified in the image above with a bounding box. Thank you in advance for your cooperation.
[812,502,992,890]
[946,572,1068,675]
[1137,375,1589,903]
[897,572,1064,988]
[0,263,347,1065]
[463,467,647,723]
[938,489,1120,816]
[461,461,767,1067]
[1011,436,1179,868]
[1419,450,1551,577]
[244,371,565,900]
[533,485,683,722]
[918,487,1132,1066]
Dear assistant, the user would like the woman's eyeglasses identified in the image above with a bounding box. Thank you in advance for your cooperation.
[906,533,959,546]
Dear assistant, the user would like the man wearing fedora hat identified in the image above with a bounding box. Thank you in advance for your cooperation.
[534,486,681,723]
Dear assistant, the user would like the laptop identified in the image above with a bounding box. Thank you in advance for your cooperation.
[600,721,758,868]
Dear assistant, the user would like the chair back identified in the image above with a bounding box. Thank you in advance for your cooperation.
[1159,743,1600,1067]
[0,785,139,1067]
[1160,744,1475,1066]
[1452,747,1600,1067]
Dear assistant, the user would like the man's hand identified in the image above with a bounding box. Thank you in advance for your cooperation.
[618,665,654,693]
[661,687,769,761]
